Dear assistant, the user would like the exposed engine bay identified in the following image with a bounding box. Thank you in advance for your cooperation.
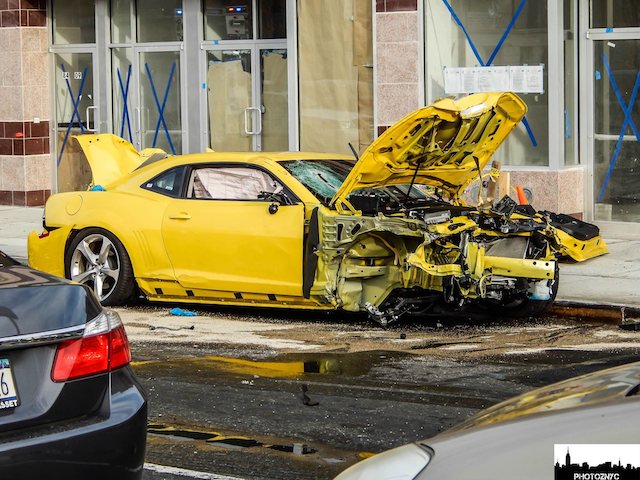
[303,194,605,326]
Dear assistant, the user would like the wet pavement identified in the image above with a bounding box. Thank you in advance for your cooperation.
[128,308,640,480]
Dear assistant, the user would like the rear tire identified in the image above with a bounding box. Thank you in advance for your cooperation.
[65,228,135,305]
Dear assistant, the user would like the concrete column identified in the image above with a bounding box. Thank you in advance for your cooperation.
[0,0,50,206]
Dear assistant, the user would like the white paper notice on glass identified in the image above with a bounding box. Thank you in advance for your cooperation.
[443,65,544,94]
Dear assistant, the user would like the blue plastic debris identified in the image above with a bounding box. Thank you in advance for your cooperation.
[170,307,197,317]
[90,185,106,191]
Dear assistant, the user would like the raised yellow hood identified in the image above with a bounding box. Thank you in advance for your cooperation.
[74,134,167,187]
[330,92,527,213]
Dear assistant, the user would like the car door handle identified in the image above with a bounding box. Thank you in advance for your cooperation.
[169,212,191,220]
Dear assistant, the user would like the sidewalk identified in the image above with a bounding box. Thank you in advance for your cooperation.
[1,205,638,310]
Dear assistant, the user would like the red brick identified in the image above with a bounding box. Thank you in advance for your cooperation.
[6,0,18,9]
[384,0,417,12]
[0,191,11,205]
[0,139,12,154]
[377,125,390,136]
[5,121,24,138]
[43,139,50,154]
[24,138,43,154]
[12,191,25,206]
[27,9,44,26]
[376,0,385,12]
[26,189,44,206]
[1,10,19,27]
[0,122,4,138]
[12,138,23,154]
[20,9,26,26]
[0,0,9,11]
[20,0,37,8]
[29,120,48,138]
[43,189,50,202]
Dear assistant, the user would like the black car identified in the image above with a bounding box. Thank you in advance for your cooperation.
[0,250,147,479]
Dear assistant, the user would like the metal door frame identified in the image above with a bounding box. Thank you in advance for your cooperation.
[199,0,297,152]
[583,24,640,234]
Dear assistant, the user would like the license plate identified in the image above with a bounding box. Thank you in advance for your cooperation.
[0,358,19,410]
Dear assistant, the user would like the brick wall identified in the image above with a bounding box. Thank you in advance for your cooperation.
[0,0,46,27]
[0,0,50,206]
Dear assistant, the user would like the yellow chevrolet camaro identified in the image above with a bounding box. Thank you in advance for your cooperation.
[29,93,607,325]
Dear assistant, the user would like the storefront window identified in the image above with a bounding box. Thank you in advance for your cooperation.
[137,0,183,42]
[425,0,549,166]
[593,40,640,223]
[111,0,133,44]
[297,0,373,154]
[591,0,640,29]
[204,0,286,41]
[52,0,95,44]
[564,0,578,165]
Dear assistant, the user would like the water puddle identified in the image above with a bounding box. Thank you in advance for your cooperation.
[133,350,408,380]
[148,423,317,455]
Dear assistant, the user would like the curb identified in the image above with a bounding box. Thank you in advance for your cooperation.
[549,302,640,327]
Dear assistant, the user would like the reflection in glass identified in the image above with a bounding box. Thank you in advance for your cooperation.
[54,53,94,192]
[52,0,96,44]
[593,40,640,223]
[261,50,288,151]
[258,0,286,39]
[137,0,183,42]
[425,0,549,166]
[206,50,252,151]
[111,0,132,44]
[591,0,640,29]
[140,51,182,154]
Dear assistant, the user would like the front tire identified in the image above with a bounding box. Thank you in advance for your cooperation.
[65,228,135,305]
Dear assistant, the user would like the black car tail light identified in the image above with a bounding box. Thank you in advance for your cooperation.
[51,311,132,382]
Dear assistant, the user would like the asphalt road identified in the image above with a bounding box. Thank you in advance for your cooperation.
[124,307,640,480]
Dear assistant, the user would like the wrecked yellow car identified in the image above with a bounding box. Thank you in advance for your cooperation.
[28,92,607,325]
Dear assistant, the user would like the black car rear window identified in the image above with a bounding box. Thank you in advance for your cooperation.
[0,284,102,338]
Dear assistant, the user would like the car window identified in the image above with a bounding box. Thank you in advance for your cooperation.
[280,159,354,203]
[142,167,185,197]
[187,166,284,200]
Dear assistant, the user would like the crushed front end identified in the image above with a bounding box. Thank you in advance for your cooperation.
[309,197,606,325]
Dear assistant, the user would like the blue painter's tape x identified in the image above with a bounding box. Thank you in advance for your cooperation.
[57,65,88,166]
[440,0,538,147]
[145,62,177,155]
[116,65,133,143]
[597,53,640,203]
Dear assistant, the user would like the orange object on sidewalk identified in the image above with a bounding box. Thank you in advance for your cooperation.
[516,184,528,205]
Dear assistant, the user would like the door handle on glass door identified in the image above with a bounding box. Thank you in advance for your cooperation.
[85,106,98,132]
[169,212,191,220]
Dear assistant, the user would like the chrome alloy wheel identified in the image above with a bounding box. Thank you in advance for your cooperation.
[69,233,121,301]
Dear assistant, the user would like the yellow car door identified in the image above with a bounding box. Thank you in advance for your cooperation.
[161,164,305,296]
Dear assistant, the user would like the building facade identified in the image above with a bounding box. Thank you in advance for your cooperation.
[0,0,638,232]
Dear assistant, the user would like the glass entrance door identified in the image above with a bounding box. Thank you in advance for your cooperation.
[590,38,640,223]
[138,49,183,154]
[112,47,184,155]
[202,0,289,152]
[54,51,96,192]
[205,46,288,151]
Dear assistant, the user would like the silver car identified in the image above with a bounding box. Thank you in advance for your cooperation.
[335,361,640,480]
